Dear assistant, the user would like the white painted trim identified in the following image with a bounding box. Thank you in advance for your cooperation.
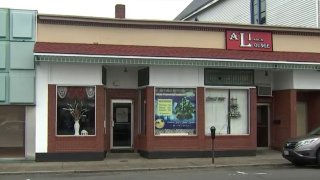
[34,52,320,66]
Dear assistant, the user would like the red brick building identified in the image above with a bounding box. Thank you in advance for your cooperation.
[33,11,320,161]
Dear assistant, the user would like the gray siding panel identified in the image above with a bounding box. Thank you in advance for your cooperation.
[317,0,320,28]
[195,0,251,24]
[267,0,317,27]
[184,0,318,28]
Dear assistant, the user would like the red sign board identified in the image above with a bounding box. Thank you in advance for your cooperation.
[226,30,273,52]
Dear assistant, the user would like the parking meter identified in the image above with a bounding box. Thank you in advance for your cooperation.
[210,126,216,164]
[210,126,216,139]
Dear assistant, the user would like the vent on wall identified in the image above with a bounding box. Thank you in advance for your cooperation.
[257,85,272,96]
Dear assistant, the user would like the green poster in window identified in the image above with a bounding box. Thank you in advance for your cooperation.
[154,88,196,136]
[157,99,173,116]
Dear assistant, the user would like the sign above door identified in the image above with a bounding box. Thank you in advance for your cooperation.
[226,30,273,52]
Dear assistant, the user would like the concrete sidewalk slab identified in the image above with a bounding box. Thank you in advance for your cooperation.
[0,150,290,175]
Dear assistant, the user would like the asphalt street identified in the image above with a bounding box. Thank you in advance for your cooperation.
[1,166,320,180]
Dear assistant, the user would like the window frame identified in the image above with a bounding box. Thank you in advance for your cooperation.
[251,0,266,25]
[154,87,198,136]
[204,88,251,136]
[55,85,97,137]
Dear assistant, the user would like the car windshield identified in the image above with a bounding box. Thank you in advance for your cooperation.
[308,127,320,135]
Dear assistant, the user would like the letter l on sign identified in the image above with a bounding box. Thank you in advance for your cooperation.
[240,33,252,47]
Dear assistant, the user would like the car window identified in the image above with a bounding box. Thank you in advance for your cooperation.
[309,127,320,135]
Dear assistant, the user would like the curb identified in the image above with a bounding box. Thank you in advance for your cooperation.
[0,162,291,175]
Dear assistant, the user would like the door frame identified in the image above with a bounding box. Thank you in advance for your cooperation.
[257,103,270,148]
[110,99,133,149]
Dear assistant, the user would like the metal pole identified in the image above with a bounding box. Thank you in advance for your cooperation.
[227,89,231,134]
[211,137,214,164]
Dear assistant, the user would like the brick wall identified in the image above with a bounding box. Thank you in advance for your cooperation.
[271,90,296,150]
[141,87,257,152]
[307,92,320,131]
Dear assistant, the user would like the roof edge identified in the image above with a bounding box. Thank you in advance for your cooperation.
[37,14,320,35]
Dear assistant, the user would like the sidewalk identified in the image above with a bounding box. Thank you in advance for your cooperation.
[0,150,290,175]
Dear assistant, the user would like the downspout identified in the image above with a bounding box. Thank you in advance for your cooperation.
[250,0,254,24]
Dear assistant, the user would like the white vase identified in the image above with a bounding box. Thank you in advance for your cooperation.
[74,120,80,135]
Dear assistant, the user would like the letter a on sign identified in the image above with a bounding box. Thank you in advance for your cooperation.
[229,32,238,40]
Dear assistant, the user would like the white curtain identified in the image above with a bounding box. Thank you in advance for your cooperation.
[205,89,248,135]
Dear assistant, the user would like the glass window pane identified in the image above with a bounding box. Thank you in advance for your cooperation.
[260,0,266,12]
[154,88,197,136]
[0,106,25,147]
[230,90,248,134]
[205,89,228,135]
[205,89,249,135]
[56,86,96,136]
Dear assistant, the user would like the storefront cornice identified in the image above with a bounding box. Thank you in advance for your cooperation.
[37,14,320,35]
[34,53,320,71]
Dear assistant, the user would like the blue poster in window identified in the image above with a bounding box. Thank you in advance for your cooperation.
[155,88,196,135]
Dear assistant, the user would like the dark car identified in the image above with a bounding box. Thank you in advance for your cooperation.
[282,127,320,166]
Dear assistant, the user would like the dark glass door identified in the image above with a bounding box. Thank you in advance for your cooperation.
[112,102,132,148]
[257,105,269,147]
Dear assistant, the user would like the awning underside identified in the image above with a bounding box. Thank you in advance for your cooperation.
[35,53,320,70]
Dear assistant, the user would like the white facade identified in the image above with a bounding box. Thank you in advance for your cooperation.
[150,66,204,87]
[272,69,320,90]
[293,70,320,89]
[35,62,102,153]
[106,66,139,89]
[185,0,320,28]
[34,61,320,154]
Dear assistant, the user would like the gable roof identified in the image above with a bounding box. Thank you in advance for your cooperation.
[175,0,218,20]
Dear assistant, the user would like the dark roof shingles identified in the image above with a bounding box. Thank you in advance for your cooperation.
[34,42,320,63]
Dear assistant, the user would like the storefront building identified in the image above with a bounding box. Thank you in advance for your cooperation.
[1,6,319,161]
[31,11,320,161]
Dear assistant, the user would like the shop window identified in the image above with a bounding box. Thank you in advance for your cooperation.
[56,86,96,136]
[154,88,196,136]
[205,89,249,135]
[0,106,25,149]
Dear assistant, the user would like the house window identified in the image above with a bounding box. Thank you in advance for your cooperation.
[205,89,249,135]
[251,0,266,24]
[56,86,96,136]
[154,88,197,136]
